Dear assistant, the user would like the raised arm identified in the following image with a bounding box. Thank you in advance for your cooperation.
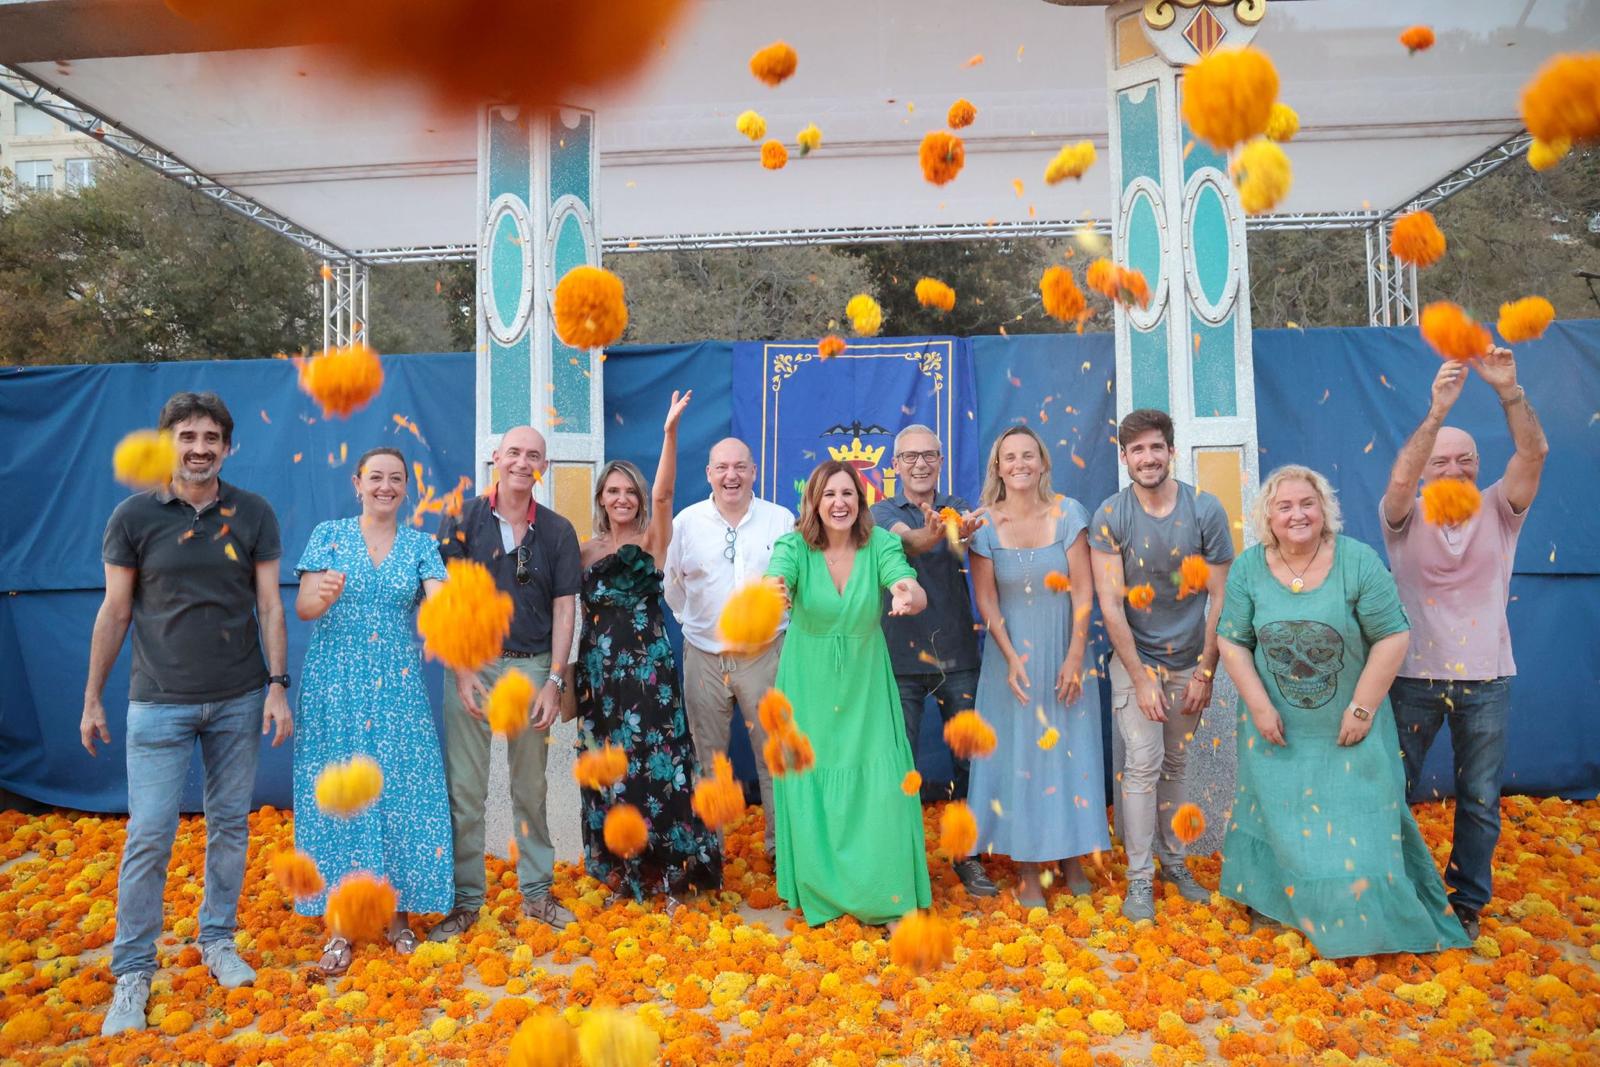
[646,390,691,562]
[81,564,136,756]
[1383,362,1465,528]
[1472,346,1548,513]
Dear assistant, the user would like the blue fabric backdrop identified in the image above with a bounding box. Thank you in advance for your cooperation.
[2,322,1596,812]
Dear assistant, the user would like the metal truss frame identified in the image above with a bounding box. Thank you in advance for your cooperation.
[322,261,369,350]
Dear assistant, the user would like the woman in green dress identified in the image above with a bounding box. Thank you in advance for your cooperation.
[765,460,931,925]
[1216,465,1470,958]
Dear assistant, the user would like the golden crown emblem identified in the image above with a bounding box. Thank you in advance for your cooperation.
[828,435,885,468]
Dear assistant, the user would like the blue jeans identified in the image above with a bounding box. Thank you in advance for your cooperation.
[111,687,264,976]
[1390,676,1511,916]
[897,669,980,801]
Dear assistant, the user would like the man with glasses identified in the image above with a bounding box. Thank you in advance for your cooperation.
[1380,349,1547,940]
[870,424,995,897]
[430,425,581,938]
[664,437,794,855]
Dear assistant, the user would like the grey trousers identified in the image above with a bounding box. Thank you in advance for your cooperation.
[1110,656,1197,882]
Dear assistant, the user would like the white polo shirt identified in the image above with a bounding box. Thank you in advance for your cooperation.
[664,495,795,654]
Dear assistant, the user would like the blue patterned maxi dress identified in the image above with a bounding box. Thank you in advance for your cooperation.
[292,517,453,915]
[576,544,721,899]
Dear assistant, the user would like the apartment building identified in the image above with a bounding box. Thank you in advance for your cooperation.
[1,100,102,198]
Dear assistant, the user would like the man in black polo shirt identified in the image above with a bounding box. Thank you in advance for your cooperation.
[83,392,292,1036]
[428,425,581,939]
[870,423,995,897]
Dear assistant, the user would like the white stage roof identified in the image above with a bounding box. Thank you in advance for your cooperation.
[2,0,1596,257]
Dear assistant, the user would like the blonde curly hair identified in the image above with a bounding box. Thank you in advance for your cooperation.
[1250,464,1342,547]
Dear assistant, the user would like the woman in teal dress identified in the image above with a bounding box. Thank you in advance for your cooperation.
[293,447,452,975]
[765,460,931,926]
[1216,465,1470,958]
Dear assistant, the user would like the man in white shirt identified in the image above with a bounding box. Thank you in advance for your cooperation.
[664,437,795,855]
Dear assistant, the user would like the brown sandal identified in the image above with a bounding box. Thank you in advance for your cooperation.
[314,936,353,977]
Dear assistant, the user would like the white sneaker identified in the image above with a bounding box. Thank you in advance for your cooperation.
[202,941,256,989]
[102,972,151,1036]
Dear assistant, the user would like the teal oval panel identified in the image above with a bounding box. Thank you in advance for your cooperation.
[553,212,588,280]
[1126,191,1162,294]
[1192,183,1231,307]
[490,210,523,328]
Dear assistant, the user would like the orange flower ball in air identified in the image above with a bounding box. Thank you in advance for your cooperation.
[298,343,384,419]
[946,98,977,129]
[1421,478,1482,526]
[944,710,997,759]
[417,559,514,671]
[270,849,324,899]
[1180,47,1280,151]
[691,754,746,830]
[325,872,397,942]
[508,1011,579,1067]
[486,668,534,738]
[1086,258,1118,301]
[1419,301,1492,361]
[847,293,884,337]
[1118,268,1152,309]
[1390,210,1447,268]
[1520,53,1600,147]
[818,334,847,359]
[756,689,794,735]
[718,579,786,652]
[603,804,649,859]
[1044,141,1097,184]
[1497,296,1556,343]
[889,910,956,974]
[112,429,177,490]
[1043,571,1071,594]
[1170,802,1207,845]
[749,40,798,87]
[314,755,384,818]
[763,728,815,777]
[1399,25,1435,54]
[1264,102,1299,143]
[760,139,789,170]
[915,277,957,312]
[939,802,978,856]
[1040,266,1087,325]
[574,744,629,790]
[919,130,966,186]
[901,771,922,796]
[553,265,628,349]
[1230,138,1291,215]
[1176,554,1210,599]
[1127,584,1156,611]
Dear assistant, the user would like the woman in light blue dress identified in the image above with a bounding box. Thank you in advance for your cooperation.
[967,426,1108,907]
[293,447,451,975]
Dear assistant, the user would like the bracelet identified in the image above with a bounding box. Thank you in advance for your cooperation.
[1500,386,1526,406]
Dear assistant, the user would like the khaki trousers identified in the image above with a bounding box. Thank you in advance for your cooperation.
[681,637,782,853]
[1110,656,1196,882]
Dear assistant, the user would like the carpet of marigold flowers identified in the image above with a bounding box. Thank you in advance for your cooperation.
[1,795,1597,1066]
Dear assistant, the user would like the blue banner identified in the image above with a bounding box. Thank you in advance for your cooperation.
[731,337,981,512]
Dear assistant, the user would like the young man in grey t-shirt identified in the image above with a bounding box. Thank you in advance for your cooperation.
[1089,409,1233,922]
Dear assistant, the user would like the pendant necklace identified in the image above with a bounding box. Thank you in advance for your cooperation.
[1280,540,1321,594]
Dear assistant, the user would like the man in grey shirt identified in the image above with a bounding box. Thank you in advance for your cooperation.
[1090,409,1233,922]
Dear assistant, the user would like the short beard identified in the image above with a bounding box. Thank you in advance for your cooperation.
[175,463,218,485]
[1133,466,1169,488]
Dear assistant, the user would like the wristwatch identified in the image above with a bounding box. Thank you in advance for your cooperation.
[269,674,292,692]
[547,672,567,693]
[1349,702,1372,721]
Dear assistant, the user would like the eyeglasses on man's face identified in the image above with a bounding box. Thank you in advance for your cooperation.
[895,450,943,468]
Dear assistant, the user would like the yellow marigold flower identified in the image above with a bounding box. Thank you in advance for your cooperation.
[846,293,884,336]
[939,801,978,856]
[574,744,629,790]
[270,849,324,899]
[901,770,922,795]
[1040,266,1087,325]
[817,334,847,359]
[1,1009,51,1044]
[889,910,955,974]
[915,277,956,312]
[1265,102,1299,142]
[416,559,514,671]
[1176,554,1210,600]
[691,754,745,830]
[756,689,793,735]
[1394,981,1448,1008]
[298,343,385,419]
[1520,53,1600,147]
[1421,477,1481,527]
[159,1009,195,1036]
[796,122,822,155]
[1229,138,1291,215]
[749,40,798,88]
[1127,583,1156,611]
[486,668,534,738]
[1181,47,1279,151]
[1088,1009,1126,1036]
[577,1008,660,1067]
[1528,136,1571,171]
[946,98,977,129]
[1043,570,1071,593]
[552,265,628,349]
[760,139,788,170]
[314,755,384,818]
[1170,803,1207,845]
[430,1016,458,1042]
[735,109,767,142]
[718,579,785,652]
[1037,727,1060,751]
[1399,25,1435,54]
[1389,210,1447,268]
[919,130,966,186]
[112,429,177,491]
[1497,296,1556,343]
[943,710,997,759]
[603,804,649,859]
[1419,301,1492,361]
[1044,141,1097,184]
[325,872,397,942]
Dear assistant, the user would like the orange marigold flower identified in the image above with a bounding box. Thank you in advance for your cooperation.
[1176,554,1210,600]
[1399,25,1435,54]
[1229,138,1291,215]
[486,668,534,738]
[919,130,966,186]
[939,801,978,856]
[1497,296,1556,343]
[763,726,816,777]
[760,139,788,170]
[1127,583,1156,611]
[298,343,385,419]
[1119,267,1152,308]
[889,909,956,974]
[818,334,847,359]
[1389,210,1447,268]
[112,429,177,490]
[1520,53,1600,147]
[691,754,746,830]
[1044,141,1097,184]
[946,98,977,129]
[1528,136,1571,171]
[574,744,629,790]
[1043,570,1071,593]
[325,872,397,942]
[915,277,957,312]
[603,804,649,859]
[417,559,514,671]
[553,265,628,349]
[1,1009,52,1044]
[749,40,798,87]
[901,770,922,796]
[847,293,884,336]
[1085,258,1118,300]
[314,755,383,818]
[159,1009,195,1036]
[718,579,786,653]
[1419,301,1492,361]
[1084,258,1153,309]
[270,849,324,899]
[1180,47,1280,151]
[1040,266,1087,325]
[944,710,997,759]
[1170,802,1207,845]
[1037,726,1060,750]
[577,1008,660,1066]
[1421,477,1482,526]
[757,688,794,734]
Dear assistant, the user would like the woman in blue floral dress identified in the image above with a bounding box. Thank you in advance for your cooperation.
[293,447,452,975]
[575,392,721,903]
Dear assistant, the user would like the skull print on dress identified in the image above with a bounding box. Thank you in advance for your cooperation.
[1257,620,1345,709]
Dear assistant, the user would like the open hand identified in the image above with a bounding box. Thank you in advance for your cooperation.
[1470,346,1518,397]
[1430,360,1467,416]
[664,389,693,433]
